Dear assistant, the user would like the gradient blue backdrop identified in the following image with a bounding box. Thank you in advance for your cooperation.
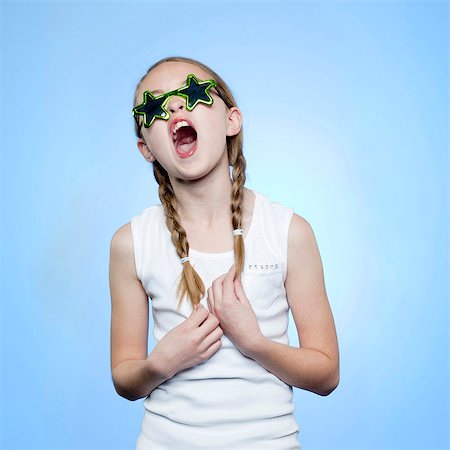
[1,1,448,449]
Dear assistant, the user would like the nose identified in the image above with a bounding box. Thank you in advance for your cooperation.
[166,95,185,114]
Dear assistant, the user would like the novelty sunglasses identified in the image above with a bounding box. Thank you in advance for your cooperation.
[132,73,220,128]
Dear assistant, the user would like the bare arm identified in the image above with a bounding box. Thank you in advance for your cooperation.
[111,357,169,402]
[244,213,340,396]
[109,223,168,401]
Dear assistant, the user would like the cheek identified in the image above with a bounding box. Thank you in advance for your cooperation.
[198,108,228,146]
[144,123,170,151]
[148,121,167,140]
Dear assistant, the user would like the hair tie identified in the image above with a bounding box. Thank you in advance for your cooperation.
[180,256,190,264]
[233,228,243,236]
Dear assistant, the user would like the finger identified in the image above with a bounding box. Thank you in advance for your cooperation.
[212,279,223,309]
[234,272,243,289]
[210,271,230,300]
[234,272,248,303]
[207,287,215,313]
[228,262,236,276]
[191,303,209,327]
[207,291,212,314]
[213,273,227,285]
[222,264,236,302]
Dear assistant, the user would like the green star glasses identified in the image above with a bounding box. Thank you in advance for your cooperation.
[132,73,219,128]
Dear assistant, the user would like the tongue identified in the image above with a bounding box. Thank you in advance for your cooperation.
[176,135,196,153]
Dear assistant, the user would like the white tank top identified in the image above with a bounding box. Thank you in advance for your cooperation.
[131,189,301,449]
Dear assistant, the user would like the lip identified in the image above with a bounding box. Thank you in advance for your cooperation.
[169,116,198,159]
[169,116,197,137]
[174,139,198,159]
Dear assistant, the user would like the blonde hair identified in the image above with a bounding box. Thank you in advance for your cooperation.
[132,56,247,309]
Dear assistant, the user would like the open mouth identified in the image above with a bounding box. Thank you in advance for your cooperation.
[173,123,198,155]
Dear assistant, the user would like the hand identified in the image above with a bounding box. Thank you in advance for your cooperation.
[151,304,224,379]
[207,263,263,357]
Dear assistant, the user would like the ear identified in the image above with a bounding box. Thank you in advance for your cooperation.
[137,138,156,163]
[226,106,242,137]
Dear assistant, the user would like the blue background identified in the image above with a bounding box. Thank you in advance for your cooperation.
[1,1,448,449]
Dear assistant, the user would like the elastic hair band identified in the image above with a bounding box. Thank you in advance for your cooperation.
[180,256,190,264]
[233,228,243,236]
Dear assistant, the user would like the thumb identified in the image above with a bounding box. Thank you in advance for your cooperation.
[234,272,247,301]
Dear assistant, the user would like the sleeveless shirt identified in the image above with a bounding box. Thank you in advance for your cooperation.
[131,189,301,449]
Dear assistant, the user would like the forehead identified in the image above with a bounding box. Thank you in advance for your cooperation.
[138,62,212,98]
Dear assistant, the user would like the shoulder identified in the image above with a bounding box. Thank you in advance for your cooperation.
[111,222,132,249]
[286,213,324,295]
[287,213,316,250]
[109,222,134,271]
[113,205,161,245]
[258,191,311,242]
[257,190,293,226]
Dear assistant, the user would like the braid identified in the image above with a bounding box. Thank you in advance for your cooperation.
[230,136,247,276]
[153,161,205,310]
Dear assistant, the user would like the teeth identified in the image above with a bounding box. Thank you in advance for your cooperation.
[172,120,190,140]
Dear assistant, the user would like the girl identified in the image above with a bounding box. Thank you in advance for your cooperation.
[109,56,339,450]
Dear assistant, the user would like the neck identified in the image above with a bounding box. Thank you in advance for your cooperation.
[168,173,246,229]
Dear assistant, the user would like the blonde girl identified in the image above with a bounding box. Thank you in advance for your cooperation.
[109,56,339,449]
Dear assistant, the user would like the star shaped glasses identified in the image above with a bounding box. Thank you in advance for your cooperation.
[132,73,218,128]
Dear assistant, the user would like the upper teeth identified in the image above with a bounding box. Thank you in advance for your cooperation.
[172,120,190,138]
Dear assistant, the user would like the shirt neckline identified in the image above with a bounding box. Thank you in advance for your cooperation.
[188,190,260,260]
